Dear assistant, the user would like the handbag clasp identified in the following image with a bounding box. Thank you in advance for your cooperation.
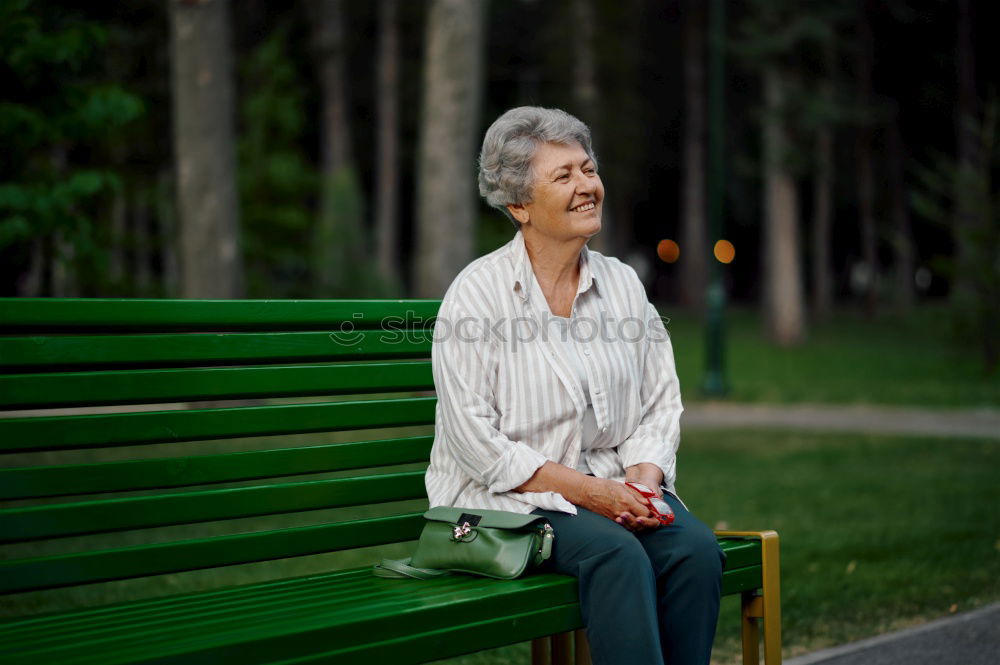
[452,521,474,541]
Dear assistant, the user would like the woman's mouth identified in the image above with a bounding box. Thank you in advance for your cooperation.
[571,202,596,213]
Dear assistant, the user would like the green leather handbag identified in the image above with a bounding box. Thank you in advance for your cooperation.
[373,506,555,580]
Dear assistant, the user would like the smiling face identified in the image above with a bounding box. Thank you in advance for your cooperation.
[507,141,604,244]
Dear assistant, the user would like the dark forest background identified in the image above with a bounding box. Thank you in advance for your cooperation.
[1,0,997,365]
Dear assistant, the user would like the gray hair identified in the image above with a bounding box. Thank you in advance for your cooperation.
[478,106,598,226]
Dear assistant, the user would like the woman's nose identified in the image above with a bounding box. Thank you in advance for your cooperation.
[574,170,596,193]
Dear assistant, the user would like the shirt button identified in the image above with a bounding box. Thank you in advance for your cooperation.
[583,347,591,356]
[601,426,608,433]
[594,387,602,395]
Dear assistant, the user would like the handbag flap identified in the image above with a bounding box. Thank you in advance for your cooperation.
[423,506,547,530]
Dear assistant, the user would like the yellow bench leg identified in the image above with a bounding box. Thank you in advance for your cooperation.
[573,629,591,665]
[531,637,549,665]
[531,631,590,665]
[741,592,762,664]
[536,528,782,665]
[551,631,573,665]
[716,530,782,665]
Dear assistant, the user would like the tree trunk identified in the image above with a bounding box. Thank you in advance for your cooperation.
[888,105,915,314]
[50,144,78,297]
[572,0,598,127]
[134,191,153,296]
[571,0,610,256]
[310,0,353,176]
[308,0,366,296]
[810,41,836,323]
[679,0,707,311]
[952,0,979,303]
[110,184,127,289]
[414,0,487,298]
[52,231,78,297]
[608,2,644,261]
[762,66,806,346]
[375,0,401,291]
[811,123,834,322]
[169,0,243,298]
[158,168,180,297]
[17,239,44,297]
[856,0,878,316]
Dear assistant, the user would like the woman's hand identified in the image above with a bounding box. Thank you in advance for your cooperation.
[514,461,662,532]
[578,477,660,532]
[624,463,664,498]
[616,462,667,532]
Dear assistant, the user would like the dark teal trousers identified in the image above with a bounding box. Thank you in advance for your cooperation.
[532,493,725,665]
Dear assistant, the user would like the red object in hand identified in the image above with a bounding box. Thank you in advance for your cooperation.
[625,482,675,526]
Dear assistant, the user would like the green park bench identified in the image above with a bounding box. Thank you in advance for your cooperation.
[0,298,781,665]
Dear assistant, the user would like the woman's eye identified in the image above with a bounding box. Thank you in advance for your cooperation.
[556,174,570,181]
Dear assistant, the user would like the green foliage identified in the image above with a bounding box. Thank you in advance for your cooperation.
[665,305,1000,406]
[0,171,119,245]
[312,166,376,297]
[685,431,999,661]
[911,100,1000,374]
[238,21,317,298]
[238,18,391,299]
[734,1,841,61]
[733,1,860,177]
[477,213,515,256]
[0,0,143,293]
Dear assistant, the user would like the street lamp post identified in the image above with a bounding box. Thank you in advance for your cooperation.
[702,0,728,397]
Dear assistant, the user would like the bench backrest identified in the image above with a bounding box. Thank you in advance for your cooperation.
[0,298,441,612]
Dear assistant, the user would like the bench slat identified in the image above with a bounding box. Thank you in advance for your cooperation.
[0,472,426,542]
[1,550,760,649]
[0,397,437,453]
[0,560,762,664]
[0,331,432,371]
[310,603,584,665]
[0,298,442,332]
[1,570,575,644]
[0,362,433,409]
[0,571,580,665]
[714,537,760,570]
[0,436,433,500]
[721,563,763,596]
[1,571,421,638]
[0,513,426,594]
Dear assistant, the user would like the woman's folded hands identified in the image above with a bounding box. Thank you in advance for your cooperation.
[578,476,661,532]
[515,460,662,532]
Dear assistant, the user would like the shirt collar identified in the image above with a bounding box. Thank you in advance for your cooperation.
[509,230,599,301]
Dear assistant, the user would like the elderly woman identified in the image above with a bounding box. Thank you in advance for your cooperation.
[425,106,724,665]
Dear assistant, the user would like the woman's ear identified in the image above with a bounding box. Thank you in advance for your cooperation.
[507,203,529,226]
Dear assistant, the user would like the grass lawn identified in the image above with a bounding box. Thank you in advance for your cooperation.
[661,305,1000,407]
[432,429,999,664]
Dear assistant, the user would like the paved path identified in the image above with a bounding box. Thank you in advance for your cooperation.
[785,603,1000,665]
[683,403,1000,439]
[680,404,999,664]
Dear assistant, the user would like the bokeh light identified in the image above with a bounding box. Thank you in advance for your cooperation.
[657,239,680,263]
[714,239,735,264]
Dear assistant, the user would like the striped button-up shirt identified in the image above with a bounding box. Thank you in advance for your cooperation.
[425,231,684,515]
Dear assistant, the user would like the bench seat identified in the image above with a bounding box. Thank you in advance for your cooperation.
[1,537,762,665]
[0,298,780,665]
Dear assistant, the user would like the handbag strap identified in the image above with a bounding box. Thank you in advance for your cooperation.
[373,557,451,580]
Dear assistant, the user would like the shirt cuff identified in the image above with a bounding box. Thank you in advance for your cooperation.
[619,441,675,488]
[483,441,550,494]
